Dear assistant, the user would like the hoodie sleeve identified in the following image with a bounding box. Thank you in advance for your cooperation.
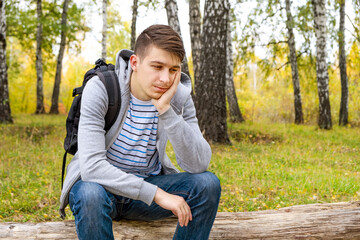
[158,94,212,173]
[78,76,157,205]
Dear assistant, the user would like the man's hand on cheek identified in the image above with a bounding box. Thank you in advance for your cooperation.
[152,70,181,115]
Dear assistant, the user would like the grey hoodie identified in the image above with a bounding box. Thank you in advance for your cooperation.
[59,49,212,218]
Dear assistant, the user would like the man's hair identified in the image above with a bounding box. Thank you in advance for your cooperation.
[134,24,185,62]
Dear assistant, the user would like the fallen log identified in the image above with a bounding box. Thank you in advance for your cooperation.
[1,201,360,239]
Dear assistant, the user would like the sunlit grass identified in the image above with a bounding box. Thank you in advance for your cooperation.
[1,114,360,222]
[211,122,360,212]
[0,114,71,222]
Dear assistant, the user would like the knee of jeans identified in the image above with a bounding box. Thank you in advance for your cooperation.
[191,172,221,201]
[70,181,110,214]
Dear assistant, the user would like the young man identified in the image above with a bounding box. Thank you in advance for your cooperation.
[59,24,221,240]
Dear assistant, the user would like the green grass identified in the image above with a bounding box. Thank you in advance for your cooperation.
[1,115,360,222]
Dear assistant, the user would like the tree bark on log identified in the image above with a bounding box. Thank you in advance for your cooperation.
[2,201,359,239]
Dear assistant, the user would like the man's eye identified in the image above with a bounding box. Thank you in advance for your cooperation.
[153,65,161,69]
[170,69,178,73]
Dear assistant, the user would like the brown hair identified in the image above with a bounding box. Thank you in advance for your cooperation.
[134,24,185,62]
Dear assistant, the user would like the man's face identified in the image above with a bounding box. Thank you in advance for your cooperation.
[130,45,181,101]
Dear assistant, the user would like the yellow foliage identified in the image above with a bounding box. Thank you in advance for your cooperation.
[233,42,360,124]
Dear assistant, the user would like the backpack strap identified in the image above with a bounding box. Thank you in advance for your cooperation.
[61,59,121,189]
[96,64,121,131]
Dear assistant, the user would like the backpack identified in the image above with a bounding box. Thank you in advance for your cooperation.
[62,59,121,189]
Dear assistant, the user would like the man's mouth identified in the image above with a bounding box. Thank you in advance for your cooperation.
[154,86,168,92]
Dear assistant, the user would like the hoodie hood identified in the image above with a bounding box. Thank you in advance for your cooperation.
[114,49,192,115]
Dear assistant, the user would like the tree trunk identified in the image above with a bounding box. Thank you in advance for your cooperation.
[285,0,303,124]
[130,0,138,51]
[101,0,107,60]
[338,0,348,126]
[226,6,244,123]
[0,0,12,123]
[50,0,70,114]
[189,0,202,94]
[196,0,230,144]
[2,202,360,239]
[312,0,332,129]
[164,0,190,78]
[35,0,45,114]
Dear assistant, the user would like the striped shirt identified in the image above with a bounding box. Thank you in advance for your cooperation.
[106,94,161,178]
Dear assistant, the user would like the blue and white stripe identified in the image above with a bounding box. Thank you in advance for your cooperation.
[106,94,161,178]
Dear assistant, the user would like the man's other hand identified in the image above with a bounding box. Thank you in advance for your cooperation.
[153,187,192,227]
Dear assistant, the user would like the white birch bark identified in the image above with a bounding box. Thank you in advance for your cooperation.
[196,0,230,143]
[312,0,332,129]
[164,0,190,77]
[50,0,70,114]
[35,0,45,114]
[101,0,107,60]
[338,0,348,126]
[189,0,201,97]
[130,0,138,50]
[285,0,303,124]
[0,0,12,123]
[225,8,244,123]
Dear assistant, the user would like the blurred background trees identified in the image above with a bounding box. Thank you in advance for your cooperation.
[2,0,360,142]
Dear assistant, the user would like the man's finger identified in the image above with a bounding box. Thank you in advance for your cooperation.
[186,203,192,223]
[186,204,192,226]
[178,208,185,227]
[180,204,190,227]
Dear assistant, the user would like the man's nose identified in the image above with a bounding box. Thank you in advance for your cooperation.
[159,70,170,84]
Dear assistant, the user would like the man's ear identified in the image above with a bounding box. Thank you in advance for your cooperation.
[130,55,138,72]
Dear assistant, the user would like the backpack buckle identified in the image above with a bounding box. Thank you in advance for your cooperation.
[73,87,83,97]
[95,58,107,67]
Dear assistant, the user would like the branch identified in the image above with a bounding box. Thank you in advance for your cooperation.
[276,50,307,71]
[260,7,285,25]
[252,40,288,48]
[346,14,360,42]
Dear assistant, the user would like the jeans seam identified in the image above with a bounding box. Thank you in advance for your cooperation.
[69,192,76,214]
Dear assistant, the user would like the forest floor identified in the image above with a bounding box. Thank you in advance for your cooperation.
[1,114,360,222]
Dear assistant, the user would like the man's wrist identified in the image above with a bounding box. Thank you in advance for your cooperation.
[156,104,171,115]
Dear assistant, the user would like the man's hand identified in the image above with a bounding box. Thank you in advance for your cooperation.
[152,70,181,115]
[154,187,192,227]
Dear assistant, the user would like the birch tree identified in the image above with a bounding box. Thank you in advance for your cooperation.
[35,0,45,114]
[102,0,107,60]
[285,0,303,124]
[189,0,201,89]
[131,0,138,50]
[0,0,12,123]
[312,0,332,129]
[164,0,190,77]
[226,8,244,123]
[196,0,230,143]
[338,0,348,126]
[50,0,70,114]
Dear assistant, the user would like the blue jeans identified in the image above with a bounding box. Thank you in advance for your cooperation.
[69,172,221,240]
